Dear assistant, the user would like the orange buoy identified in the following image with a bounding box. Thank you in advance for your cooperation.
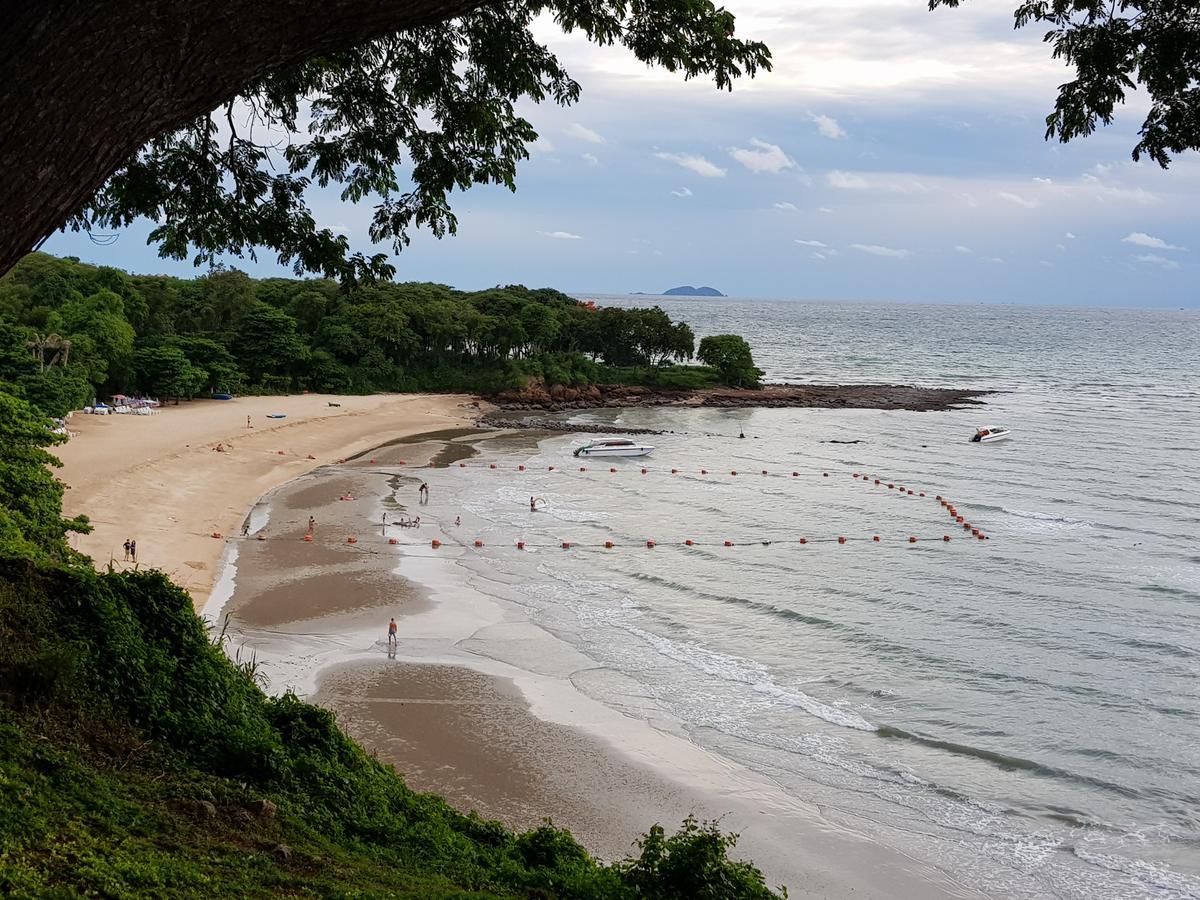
[762,469,768,475]
[562,541,571,550]
[518,464,525,471]
[610,467,617,473]
[370,458,376,463]
[489,463,497,469]
[908,536,917,543]
[277,450,285,456]
[853,473,859,478]
[956,516,964,523]
[431,539,441,548]
[936,495,943,501]
[303,534,313,542]
[459,462,466,468]
[604,540,614,549]
[671,468,678,474]
[837,536,846,544]
[685,539,694,546]
[346,536,357,544]
[646,540,655,548]
[823,473,829,478]
[701,468,708,475]
[211,531,222,539]
[641,468,648,474]
[517,541,526,549]
[799,537,808,545]
[963,523,972,530]
[874,479,881,485]
[398,459,406,465]
[971,528,980,536]
[388,538,398,545]
[873,535,881,542]
[977,533,987,540]
[888,483,895,489]
[793,471,799,477]
[731,470,737,476]
[580,466,587,472]
[473,539,483,547]
[943,535,951,542]
[548,465,555,471]
[724,540,733,547]
[919,492,925,497]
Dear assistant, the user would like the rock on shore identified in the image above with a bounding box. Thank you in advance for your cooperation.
[492,382,989,413]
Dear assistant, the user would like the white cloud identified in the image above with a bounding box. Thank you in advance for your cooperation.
[773,201,798,211]
[983,256,1005,264]
[1039,260,1053,268]
[795,239,828,247]
[582,152,599,166]
[1032,177,1053,184]
[655,152,726,178]
[1122,231,1185,251]
[537,230,583,240]
[962,192,979,208]
[1056,243,1066,251]
[566,123,605,144]
[851,243,910,259]
[997,190,1039,208]
[328,223,352,236]
[954,245,973,254]
[671,187,693,198]
[1065,231,1077,239]
[810,113,847,140]
[818,207,834,214]
[729,138,795,174]
[828,170,869,190]
[1136,254,1180,269]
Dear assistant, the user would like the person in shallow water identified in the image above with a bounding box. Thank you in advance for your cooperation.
[387,617,397,647]
[530,496,536,512]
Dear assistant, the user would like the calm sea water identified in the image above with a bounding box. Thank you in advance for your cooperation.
[428,299,1200,898]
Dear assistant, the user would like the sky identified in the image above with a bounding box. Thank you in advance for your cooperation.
[45,0,1200,307]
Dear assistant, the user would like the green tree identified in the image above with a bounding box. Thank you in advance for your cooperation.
[0,387,90,562]
[0,3,770,280]
[697,334,762,388]
[133,347,200,400]
[931,1,1200,166]
[54,289,136,390]
[231,304,308,386]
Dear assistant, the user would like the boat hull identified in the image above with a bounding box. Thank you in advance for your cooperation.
[575,446,653,457]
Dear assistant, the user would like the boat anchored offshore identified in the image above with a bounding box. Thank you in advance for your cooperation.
[970,426,1011,443]
[573,439,654,458]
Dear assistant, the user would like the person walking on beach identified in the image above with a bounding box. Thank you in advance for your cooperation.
[454,515,460,526]
[129,539,137,563]
[387,617,398,647]
[307,516,315,536]
[122,539,131,561]
[418,482,429,503]
[241,520,250,537]
[247,415,252,429]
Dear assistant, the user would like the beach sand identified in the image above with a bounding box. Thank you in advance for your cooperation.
[54,393,476,609]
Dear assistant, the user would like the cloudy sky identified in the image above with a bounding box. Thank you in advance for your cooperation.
[46,0,1200,307]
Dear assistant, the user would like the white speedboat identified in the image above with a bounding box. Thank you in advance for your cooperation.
[573,439,654,458]
[970,427,1011,443]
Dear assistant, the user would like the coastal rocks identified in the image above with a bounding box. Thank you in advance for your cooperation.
[493,382,989,413]
[478,416,663,436]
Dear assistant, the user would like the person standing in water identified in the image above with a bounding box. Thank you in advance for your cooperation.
[387,617,398,647]
[530,496,536,512]
[307,516,315,535]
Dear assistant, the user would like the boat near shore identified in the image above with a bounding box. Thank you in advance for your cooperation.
[572,439,654,457]
[970,426,1011,443]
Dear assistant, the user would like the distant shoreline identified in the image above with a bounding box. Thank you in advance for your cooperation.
[492,382,991,414]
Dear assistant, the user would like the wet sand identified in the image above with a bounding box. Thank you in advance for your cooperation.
[214,429,979,899]
[55,392,477,608]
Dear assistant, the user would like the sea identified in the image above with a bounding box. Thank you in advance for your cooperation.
[418,298,1200,898]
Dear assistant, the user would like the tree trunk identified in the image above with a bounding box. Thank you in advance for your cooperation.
[0,0,488,277]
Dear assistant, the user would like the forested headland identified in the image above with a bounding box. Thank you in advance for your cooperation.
[0,254,763,418]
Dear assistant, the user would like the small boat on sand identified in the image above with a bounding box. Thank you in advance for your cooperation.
[573,439,654,458]
[970,427,1011,443]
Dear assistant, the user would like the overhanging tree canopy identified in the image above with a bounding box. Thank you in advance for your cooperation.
[0,0,770,281]
[932,1,1200,167]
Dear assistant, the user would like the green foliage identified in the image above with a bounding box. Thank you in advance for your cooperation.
[931,0,1200,166]
[0,389,90,562]
[697,335,763,389]
[0,558,785,899]
[1,254,746,397]
[617,816,785,899]
[71,3,770,284]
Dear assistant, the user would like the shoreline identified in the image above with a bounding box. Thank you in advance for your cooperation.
[207,426,975,899]
[493,382,992,413]
[54,392,480,609]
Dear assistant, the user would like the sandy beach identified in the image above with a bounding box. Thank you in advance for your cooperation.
[54,393,477,608]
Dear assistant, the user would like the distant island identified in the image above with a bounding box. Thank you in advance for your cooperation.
[662,285,725,297]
